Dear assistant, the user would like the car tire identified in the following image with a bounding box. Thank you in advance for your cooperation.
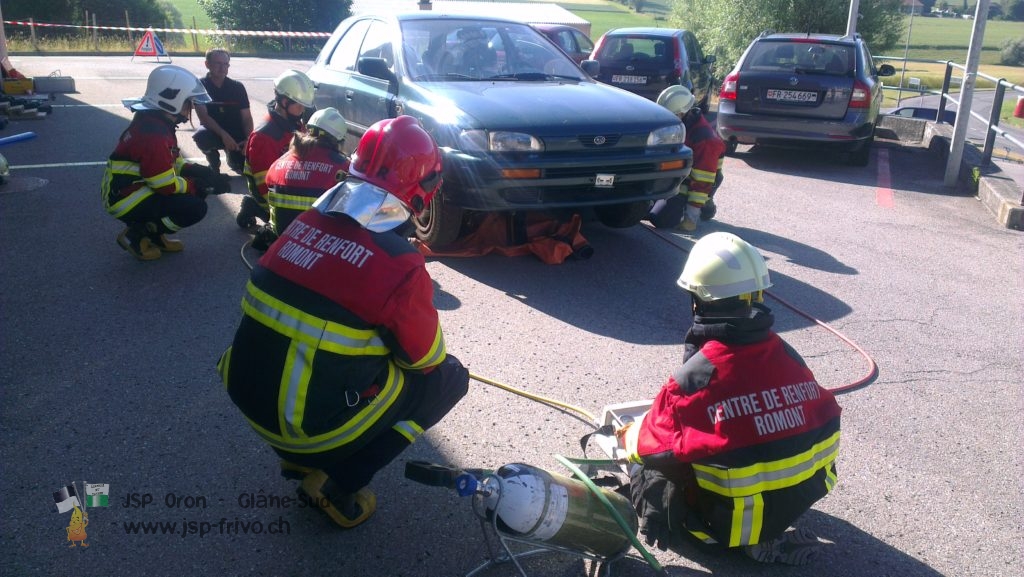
[414,191,465,247]
[594,200,653,228]
[848,136,873,167]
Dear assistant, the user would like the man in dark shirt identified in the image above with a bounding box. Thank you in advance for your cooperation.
[193,48,253,174]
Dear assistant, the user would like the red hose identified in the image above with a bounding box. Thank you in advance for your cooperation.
[644,225,878,395]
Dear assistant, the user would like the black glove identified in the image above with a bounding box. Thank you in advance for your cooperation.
[180,163,217,182]
[630,466,680,551]
[209,173,232,195]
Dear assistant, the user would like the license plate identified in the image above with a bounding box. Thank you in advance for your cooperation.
[766,89,817,103]
[595,174,615,188]
[612,75,646,84]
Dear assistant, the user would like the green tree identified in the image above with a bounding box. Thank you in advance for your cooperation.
[3,0,171,38]
[919,0,937,14]
[671,0,905,71]
[198,0,351,34]
[1007,0,1024,20]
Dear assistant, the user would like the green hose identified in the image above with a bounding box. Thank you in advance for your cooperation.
[553,454,667,576]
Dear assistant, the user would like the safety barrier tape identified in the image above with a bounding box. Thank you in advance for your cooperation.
[2,19,331,38]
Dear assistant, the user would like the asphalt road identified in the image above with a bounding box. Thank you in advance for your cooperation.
[1,55,1022,577]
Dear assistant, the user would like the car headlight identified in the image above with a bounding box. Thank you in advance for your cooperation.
[460,130,544,152]
[647,124,686,146]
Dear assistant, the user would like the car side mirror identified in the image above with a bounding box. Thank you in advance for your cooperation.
[358,57,395,82]
[580,59,600,77]
[705,54,716,64]
[878,63,896,77]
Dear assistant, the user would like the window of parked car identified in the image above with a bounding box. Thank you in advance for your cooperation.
[742,40,854,76]
[359,20,395,70]
[328,19,370,71]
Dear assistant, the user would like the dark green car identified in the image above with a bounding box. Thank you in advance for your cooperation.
[307,13,693,246]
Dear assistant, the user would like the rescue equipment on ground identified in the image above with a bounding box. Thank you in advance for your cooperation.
[405,459,658,577]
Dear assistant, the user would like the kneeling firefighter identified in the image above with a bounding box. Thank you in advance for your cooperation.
[621,232,842,565]
[218,115,469,529]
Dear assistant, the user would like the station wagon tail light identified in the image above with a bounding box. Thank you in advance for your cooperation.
[849,80,870,108]
[720,71,739,101]
[673,40,684,79]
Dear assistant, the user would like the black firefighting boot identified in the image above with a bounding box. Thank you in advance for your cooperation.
[145,222,183,253]
[236,195,268,230]
[299,470,376,529]
[700,198,717,221]
[250,224,278,252]
[117,223,161,261]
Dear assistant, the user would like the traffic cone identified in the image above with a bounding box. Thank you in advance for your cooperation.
[1014,96,1024,120]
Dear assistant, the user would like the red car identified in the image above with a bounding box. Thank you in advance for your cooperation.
[532,23,595,65]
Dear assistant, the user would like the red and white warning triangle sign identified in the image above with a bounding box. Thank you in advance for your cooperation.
[133,29,171,62]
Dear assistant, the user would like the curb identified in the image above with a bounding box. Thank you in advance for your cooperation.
[923,123,1024,230]
[881,114,1024,230]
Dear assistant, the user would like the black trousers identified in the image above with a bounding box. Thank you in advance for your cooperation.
[275,355,470,494]
[193,128,245,172]
[119,192,207,233]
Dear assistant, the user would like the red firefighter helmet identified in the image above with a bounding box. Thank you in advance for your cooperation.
[349,115,442,214]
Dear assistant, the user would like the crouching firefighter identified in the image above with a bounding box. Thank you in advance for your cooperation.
[218,115,469,529]
[101,65,231,260]
[647,86,725,232]
[620,232,842,565]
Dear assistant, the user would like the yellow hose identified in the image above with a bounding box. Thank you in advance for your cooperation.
[469,371,596,423]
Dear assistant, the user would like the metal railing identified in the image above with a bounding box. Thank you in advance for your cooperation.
[877,56,1024,167]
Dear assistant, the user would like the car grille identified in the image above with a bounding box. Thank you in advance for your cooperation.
[500,177,677,205]
[578,134,622,147]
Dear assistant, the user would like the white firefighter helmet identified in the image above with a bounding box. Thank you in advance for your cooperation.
[677,232,772,302]
[656,85,697,116]
[307,107,348,143]
[131,65,210,115]
[0,152,9,185]
[273,69,315,108]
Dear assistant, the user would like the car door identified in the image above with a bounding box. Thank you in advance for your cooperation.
[311,17,371,151]
[681,31,712,104]
[345,19,397,145]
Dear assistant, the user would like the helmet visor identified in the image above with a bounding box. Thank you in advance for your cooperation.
[313,180,411,232]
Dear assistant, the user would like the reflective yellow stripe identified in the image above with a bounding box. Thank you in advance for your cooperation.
[692,431,840,497]
[268,190,317,211]
[106,187,155,218]
[244,362,405,453]
[279,339,317,437]
[729,494,764,546]
[825,463,837,492]
[241,282,388,355]
[688,529,718,544]
[691,167,717,184]
[393,420,424,443]
[217,347,231,390]
[395,323,446,370]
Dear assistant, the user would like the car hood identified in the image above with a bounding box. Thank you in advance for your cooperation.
[404,80,678,134]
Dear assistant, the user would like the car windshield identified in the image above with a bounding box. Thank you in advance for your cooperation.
[401,18,584,81]
[742,40,854,76]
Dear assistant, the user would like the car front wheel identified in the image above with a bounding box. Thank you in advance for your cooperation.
[594,200,652,228]
[414,191,465,247]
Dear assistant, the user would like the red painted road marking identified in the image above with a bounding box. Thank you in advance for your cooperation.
[875,148,894,208]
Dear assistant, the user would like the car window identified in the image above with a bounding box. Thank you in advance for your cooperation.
[328,18,370,71]
[400,19,581,80]
[553,30,575,53]
[573,30,594,54]
[859,42,877,76]
[359,20,394,70]
[683,33,702,67]
[744,40,853,76]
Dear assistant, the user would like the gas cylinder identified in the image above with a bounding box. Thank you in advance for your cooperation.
[479,463,638,558]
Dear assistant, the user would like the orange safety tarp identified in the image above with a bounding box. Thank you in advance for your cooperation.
[414,213,593,264]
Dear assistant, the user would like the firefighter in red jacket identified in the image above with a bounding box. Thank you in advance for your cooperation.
[101,65,230,260]
[263,107,351,244]
[218,115,469,529]
[237,69,314,238]
[648,86,726,232]
[622,232,842,565]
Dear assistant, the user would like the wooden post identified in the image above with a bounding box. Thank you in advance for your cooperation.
[29,18,38,51]
[192,16,199,53]
[92,14,99,51]
[126,11,133,48]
